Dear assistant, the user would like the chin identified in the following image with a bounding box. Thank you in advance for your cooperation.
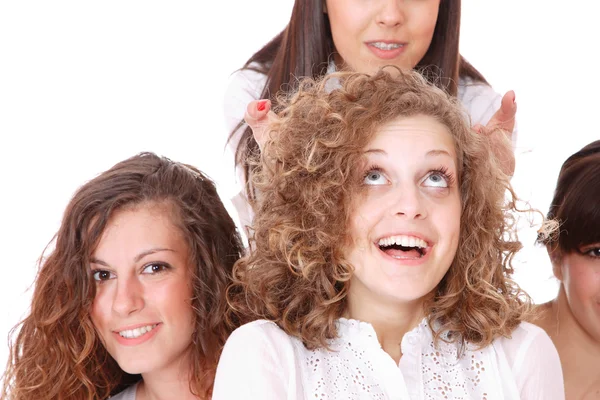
[115,358,152,375]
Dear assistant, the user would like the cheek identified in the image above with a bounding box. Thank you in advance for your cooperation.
[432,195,461,239]
[327,4,367,54]
[564,263,600,305]
[90,289,109,328]
[328,1,361,33]
[349,202,378,243]
[409,5,439,43]
[155,279,194,325]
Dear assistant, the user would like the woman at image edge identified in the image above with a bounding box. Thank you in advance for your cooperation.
[535,140,600,399]
[2,153,244,400]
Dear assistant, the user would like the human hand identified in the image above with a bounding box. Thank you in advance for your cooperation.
[472,91,517,176]
[244,99,278,152]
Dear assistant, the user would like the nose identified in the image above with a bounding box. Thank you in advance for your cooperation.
[376,0,405,28]
[111,276,144,316]
[390,184,427,220]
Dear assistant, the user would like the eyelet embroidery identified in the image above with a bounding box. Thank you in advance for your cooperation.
[298,318,493,399]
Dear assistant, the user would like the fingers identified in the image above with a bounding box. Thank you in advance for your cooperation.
[472,123,484,134]
[486,91,517,134]
[244,99,274,152]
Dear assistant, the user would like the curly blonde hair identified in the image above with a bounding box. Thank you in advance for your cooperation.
[2,153,244,400]
[227,68,532,351]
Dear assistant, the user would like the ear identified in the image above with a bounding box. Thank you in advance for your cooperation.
[547,245,563,281]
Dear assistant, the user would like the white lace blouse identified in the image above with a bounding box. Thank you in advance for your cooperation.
[213,318,564,400]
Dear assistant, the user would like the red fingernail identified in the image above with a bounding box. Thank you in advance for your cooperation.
[257,100,268,111]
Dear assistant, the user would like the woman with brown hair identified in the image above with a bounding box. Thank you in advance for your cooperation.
[2,152,244,400]
[214,69,562,399]
[224,0,518,231]
[535,140,600,399]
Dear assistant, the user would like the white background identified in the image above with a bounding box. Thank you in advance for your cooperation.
[1,1,598,374]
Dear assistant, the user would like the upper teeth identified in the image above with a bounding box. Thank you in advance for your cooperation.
[118,324,158,339]
[371,42,402,50]
[378,235,427,248]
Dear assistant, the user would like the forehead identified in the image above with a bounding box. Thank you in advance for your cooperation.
[368,114,456,157]
[94,203,186,255]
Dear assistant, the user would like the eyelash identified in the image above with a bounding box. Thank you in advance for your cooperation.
[91,262,171,283]
[362,164,384,181]
[580,247,600,258]
[362,164,456,186]
[91,269,113,283]
[429,166,455,187]
[142,262,171,274]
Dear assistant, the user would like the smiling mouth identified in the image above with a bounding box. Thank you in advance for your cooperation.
[369,42,405,51]
[117,324,159,339]
[377,235,429,259]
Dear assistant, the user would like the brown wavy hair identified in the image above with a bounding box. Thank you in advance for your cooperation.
[2,152,244,400]
[227,68,533,351]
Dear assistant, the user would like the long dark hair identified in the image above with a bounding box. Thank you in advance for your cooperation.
[232,0,487,202]
[2,152,244,400]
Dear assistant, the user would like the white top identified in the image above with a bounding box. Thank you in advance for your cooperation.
[213,318,564,400]
[222,65,517,231]
[109,383,137,400]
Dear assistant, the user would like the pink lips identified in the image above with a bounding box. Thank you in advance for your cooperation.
[112,322,162,346]
[376,242,431,266]
[374,231,433,266]
[365,41,407,60]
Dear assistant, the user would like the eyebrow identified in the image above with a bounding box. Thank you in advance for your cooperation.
[364,148,453,157]
[426,149,453,158]
[90,248,176,266]
[364,148,387,155]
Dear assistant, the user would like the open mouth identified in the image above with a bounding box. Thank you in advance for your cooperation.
[117,323,159,339]
[377,235,429,259]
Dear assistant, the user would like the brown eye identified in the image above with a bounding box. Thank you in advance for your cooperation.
[583,247,600,258]
[141,263,170,274]
[92,270,114,281]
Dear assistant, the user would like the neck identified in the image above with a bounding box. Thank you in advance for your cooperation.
[138,354,200,400]
[346,282,426,364]
[540,288,600,397]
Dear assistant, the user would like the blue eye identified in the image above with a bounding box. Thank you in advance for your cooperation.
[92,270,115,282]
[423,171,450,188]
[363,169,389,185]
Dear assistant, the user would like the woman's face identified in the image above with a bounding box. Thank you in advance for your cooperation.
[325,0,440,74]
[554,244,600,342]
[345,114,461,308]
[90,204,195,376]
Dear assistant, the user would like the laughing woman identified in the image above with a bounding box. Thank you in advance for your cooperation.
[214,70,564,399]
[2,153,244,400]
